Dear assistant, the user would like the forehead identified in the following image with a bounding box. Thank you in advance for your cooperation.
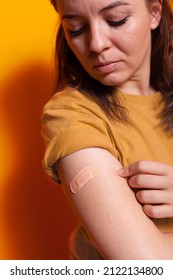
[57,0,134,13]
[57,0,148,17]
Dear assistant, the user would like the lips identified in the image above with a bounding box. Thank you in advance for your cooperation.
[94,61,120,73]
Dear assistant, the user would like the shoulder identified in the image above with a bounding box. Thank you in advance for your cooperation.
[41,85,115,153]
[43,86,104,119]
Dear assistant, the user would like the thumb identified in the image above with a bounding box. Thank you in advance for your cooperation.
[117,166,131,177]
[117,160,145,177]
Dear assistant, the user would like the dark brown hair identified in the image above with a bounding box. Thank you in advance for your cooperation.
[50,0,173,129]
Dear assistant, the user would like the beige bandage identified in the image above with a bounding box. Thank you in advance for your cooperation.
[70,163,101,194]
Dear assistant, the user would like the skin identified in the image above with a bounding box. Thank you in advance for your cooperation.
[118,160,173,219]
[56,0,173,259]
[58,0,161,95]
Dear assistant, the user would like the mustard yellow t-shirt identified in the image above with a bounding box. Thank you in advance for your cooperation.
[41,86,173,234]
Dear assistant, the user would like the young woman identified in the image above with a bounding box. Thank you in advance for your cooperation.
[42,0,173,259]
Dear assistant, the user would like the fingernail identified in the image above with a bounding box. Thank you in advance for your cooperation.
[117,168,125,176]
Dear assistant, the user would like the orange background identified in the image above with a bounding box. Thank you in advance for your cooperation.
[0,0,77,259]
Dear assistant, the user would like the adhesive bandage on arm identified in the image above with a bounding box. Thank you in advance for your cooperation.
[70,163,101,194]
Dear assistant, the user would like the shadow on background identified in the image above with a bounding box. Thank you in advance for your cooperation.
[0,61,77,259]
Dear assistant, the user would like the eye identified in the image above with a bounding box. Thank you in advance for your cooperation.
[107,16,129,27]
[69,26,87,37]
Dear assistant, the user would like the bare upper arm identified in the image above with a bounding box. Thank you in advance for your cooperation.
[57,148,167,259]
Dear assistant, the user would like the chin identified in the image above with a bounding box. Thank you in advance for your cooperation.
[96,77,120,87]
[92,73,124,87]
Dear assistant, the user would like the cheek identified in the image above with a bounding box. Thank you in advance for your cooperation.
[67,40,87,63]
[63,30,85,59]
[123,23,151,54]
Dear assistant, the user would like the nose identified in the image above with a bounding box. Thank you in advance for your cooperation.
[89,24,111,53]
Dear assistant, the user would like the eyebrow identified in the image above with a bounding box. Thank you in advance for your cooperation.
[62,1,130,20]
[101,1,130,13]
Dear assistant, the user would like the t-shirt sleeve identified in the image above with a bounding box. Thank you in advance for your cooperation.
[41,102,119,183]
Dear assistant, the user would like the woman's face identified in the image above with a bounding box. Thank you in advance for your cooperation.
[57,0,161,93]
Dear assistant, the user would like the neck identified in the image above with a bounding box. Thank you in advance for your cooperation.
[116,79,156,96]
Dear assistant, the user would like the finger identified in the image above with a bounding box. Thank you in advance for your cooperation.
[117,160,172,177]
[128,174,168,189]
[136,190,169,204]
[143,204,173,219]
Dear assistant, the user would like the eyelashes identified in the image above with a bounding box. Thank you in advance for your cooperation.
[69,26,87,37]
[69,16,129,37]
[107,16,129,27]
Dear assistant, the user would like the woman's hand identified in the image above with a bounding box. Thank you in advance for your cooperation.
[118,160,173,219]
